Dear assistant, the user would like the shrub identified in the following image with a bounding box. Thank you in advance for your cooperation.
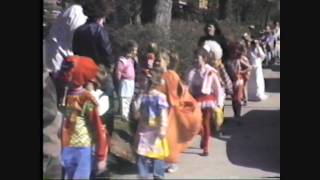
[108,20,204,77]
[108,19,251,77]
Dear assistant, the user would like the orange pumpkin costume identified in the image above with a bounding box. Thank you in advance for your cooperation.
[157,70,202,163]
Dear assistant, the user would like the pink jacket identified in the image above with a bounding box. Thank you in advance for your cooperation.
[116,56,136,80]
[188,64,224,107]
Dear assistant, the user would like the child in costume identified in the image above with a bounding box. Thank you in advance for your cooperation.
[134,68,169,179]
[59,55,109,179]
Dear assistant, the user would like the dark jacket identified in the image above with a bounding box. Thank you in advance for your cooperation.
[73,20,114,69]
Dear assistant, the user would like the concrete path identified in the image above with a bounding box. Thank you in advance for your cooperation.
[109,67,280,179]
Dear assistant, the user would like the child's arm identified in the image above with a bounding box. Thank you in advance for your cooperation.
[132,95,142,120]
[159,95,169,138]
[211,73,223,108]
[257,45,266,61]
[187,69,195,94]
[115,58,124,81]
[90,106,108,162]
[159,108,168,138]
[240,56,252,73]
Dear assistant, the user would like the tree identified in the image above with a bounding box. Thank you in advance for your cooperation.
[141,0,157,24]
[154,0,173,32]
[218,0,233,21]
[111,0,142,27]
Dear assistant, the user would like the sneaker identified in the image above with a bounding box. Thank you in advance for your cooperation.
[166,164,179,173]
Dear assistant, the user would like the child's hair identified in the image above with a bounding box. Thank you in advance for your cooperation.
[168,51,180,70]
[194,48,210,63]
[123,40,138,54]
[230,42,246,60]
[147,67,163,90]
[156,47,171,65]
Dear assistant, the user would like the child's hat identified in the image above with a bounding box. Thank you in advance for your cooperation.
[64,56,99,86]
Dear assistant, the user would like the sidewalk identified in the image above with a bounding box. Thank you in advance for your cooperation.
[109,68,280,179]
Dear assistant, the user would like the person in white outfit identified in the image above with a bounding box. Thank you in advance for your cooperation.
[248,40,268,101]
[44,0,87,73]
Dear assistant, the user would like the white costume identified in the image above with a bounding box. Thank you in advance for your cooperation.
[248,46,268,101]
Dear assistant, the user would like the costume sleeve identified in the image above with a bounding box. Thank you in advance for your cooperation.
[250,50,259,68]
[211,73,223,107]
[159,96,169,137]
[90,106,108,161]
[187,69,195,88]
[258,46,266,61]
[133,95,142,112]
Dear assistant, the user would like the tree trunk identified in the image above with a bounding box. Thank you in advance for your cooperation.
[218,0,233,20]
[132,13,142,25]
[131,0,142,25]
[154,0,173,32]
[141,0,157,24]
[264,2,272,27]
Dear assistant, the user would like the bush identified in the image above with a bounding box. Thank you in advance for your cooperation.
[108,20,204,77]
[108,19,249,77]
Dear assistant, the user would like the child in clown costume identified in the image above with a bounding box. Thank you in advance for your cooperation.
[59,55,109,179]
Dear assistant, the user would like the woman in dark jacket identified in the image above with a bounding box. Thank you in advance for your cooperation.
[198,21,230,64]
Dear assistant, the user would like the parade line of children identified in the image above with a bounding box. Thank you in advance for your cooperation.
[43,1,279,179]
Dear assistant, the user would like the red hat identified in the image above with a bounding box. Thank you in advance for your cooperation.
[64,56,99,86]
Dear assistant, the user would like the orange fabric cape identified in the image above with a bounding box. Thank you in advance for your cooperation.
[157,70,202,163]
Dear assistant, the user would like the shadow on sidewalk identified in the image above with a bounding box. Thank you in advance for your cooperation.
[271,64,280,72]
[217,110,280,173]
[265,78,280,93]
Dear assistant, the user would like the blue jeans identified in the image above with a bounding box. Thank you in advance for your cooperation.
[137,155,165,179]
[62,147,92,179]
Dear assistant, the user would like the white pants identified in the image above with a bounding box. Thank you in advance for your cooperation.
[119,79,135,120]
[120,96,133,120]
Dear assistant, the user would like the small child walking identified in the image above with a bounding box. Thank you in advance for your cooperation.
[134,68,169,179]
[187,48,224,156]
[115,40,139,121]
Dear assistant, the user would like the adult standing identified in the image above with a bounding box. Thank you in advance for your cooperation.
[198,21,230,65]
[45,0,88,73]
[273,22,280,41]
[273,22,280,62]
[261,26,276,66]
[72,0,114,69]
[248,40,268,101]
[72,0,116,131]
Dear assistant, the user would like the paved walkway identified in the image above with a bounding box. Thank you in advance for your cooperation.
[110,67,280,179]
